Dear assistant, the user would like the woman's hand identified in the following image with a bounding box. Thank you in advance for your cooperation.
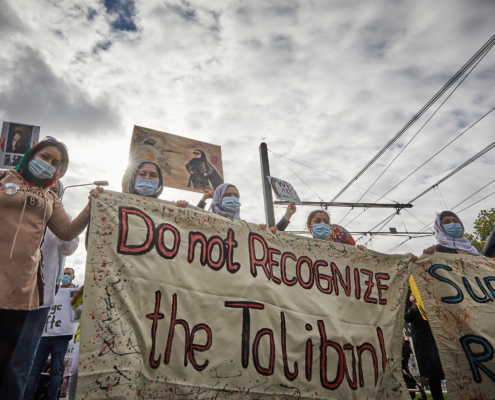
[269,225,278,234]
[408,253,419,262]
[87,186,103,205]
[410,294,418,309]
[202,190,214,202]
[356,245,367,252]
[176,200,189,208]
[423,245,436,255]
[284,202,297,220]
[259,223,267,230]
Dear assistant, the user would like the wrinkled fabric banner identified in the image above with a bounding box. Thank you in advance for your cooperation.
[77,191,411,399]
[412,254,495,400]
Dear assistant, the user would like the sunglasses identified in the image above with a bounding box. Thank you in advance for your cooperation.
[193,152,200,155]
[43,136,68,151]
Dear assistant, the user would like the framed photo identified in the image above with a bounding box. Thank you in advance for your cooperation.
[1,121,40,169]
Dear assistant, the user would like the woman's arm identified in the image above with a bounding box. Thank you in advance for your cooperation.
[47,187,102,242]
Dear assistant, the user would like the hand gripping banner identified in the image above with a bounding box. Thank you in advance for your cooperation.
[77,191,412,399]
[412,254,495,400]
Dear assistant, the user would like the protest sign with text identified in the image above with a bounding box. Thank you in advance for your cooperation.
[77,191,413,399]
[267,176,302,205]
[413,254,495,400]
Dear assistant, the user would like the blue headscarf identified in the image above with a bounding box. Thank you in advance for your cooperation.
[209,183,241,220]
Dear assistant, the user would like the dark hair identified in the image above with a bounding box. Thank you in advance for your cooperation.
[127,161,164,198]
[13,127,30,145]
[306,210,330,227]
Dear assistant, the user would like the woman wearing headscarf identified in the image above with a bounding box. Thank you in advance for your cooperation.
[185,149,223,191]
[127,161,164,198]
[306,210,358,246]
[422,210,481,256]
[0,137,101,387]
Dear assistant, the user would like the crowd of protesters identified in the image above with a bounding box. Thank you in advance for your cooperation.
[0,137,493,399]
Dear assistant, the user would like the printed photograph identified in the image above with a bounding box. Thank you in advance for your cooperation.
[125,125,224,194]
[1,121,40,169]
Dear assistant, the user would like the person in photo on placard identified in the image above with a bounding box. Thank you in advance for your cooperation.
[0,137,102,388]
[185,149,223,191]
[0,180,80,400]
[7,126,31,154]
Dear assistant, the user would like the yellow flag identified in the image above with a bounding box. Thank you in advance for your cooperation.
[409,275,427,320]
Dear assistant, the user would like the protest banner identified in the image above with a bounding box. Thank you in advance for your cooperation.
[125,125,224,194]
[43,288,79,337]
[267,176,302,205]
[77,191,412,399]
[412,254,495,400]
[0,121,40,169]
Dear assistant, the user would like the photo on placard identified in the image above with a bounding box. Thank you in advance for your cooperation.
[124,125,224,194]
[69,288,80,323]
[3,153,22,167]
[0,121,40,169]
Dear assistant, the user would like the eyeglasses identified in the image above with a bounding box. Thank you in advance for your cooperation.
[42,136,68,151]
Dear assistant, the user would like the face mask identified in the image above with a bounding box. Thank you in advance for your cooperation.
[312,222,332,240]
[61,275,71,285]
[222,197,241,212]
[28,157,57,180]
[135,179,159,196]
[444,222,463,238]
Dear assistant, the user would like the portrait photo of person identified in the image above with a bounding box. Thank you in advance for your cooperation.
[6,124,32,154]
[185,149,224,191]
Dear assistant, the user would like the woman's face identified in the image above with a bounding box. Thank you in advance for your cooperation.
[308,212,330,230]
[193,150,202,158]
[441,215,460,228]
[137,163,160,181]
[223,186,239,199]
[32,146,62,169]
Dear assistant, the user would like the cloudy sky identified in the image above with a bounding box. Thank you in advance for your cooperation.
[1,0,494,285]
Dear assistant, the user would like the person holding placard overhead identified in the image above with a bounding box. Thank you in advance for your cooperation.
[0,137,102,388]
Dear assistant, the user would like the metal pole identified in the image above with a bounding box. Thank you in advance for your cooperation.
[259,142,275,227]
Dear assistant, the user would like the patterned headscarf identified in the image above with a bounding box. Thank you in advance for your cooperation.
[209,183,241,220]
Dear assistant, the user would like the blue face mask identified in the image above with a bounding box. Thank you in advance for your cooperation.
[222,197,241,212]
[61,275,71,285]
[28,156,56,180]
[444,222,463,238]
[312,222,332,240]
[135,179,159,196]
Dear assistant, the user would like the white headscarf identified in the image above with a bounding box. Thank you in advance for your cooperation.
[434,211,479,255]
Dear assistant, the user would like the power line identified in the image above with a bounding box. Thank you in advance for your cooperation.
[346,106,495,229]
[359,139,495,245]
[267,149,399,203]
[330,35,495,202]
[339,50,489,224]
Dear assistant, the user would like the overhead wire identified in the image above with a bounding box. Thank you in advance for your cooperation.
[359,139,495,245]
[330,34,495,202]
[338,51,489,225]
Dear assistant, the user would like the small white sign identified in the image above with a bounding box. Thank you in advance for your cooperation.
[267,176,302,204]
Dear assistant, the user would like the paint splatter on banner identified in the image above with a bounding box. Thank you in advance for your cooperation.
[412,254,495,400]
[77,191,413,399]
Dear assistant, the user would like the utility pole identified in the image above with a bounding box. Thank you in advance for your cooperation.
[259,142,275,227]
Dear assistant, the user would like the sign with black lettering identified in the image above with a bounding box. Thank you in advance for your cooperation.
[77,191,412,399]
[42,288,78,337]
[412,255,495,399]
